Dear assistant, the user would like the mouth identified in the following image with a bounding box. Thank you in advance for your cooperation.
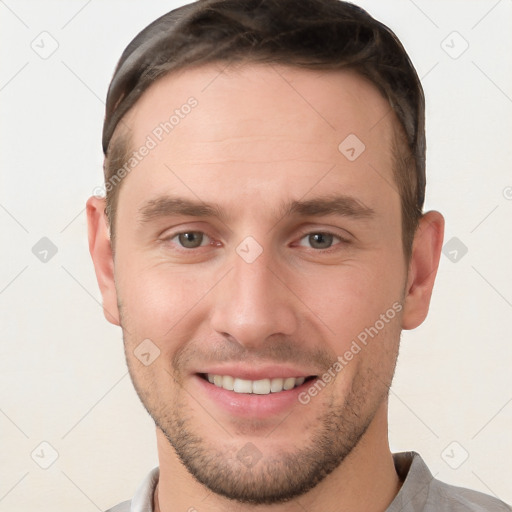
[198,373,317,395]
[193,370,320,418]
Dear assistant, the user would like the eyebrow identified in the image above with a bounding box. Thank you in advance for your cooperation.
[284,195,375,219]
[137,194,375,225]
[138,197,226,223]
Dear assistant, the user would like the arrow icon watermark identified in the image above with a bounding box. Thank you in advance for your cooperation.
[32,237,58,263]
[134,339,161,366]
[442,236,468,263]
[338,133,366,161]
[236,236,263,263]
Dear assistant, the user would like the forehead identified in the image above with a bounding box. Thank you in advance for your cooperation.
[123,62,395,149]
[114,63,398,216]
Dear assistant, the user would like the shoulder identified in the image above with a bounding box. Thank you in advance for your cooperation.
[429,479,511,511]
[390,452,511,512]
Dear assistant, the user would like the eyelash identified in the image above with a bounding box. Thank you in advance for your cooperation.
[164,230,218,250]
[162,229,350,252]
[295,229,349,252]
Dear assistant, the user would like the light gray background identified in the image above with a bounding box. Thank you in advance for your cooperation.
[1,1,511,510]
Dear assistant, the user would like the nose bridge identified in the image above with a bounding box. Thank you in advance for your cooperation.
[210,246,297,347]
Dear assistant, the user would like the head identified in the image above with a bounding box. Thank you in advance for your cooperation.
[102,0,426,261]
[87,0,443,505]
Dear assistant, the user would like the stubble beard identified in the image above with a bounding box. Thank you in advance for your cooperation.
[127,354,397,505]
[119,294,401,505]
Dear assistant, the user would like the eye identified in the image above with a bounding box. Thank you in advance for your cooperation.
[298,232,342,250]
[171,231,211,249]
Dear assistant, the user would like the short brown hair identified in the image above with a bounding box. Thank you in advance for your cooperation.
[102,0,425,259]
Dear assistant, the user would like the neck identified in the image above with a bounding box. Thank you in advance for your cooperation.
[155,403,401,512]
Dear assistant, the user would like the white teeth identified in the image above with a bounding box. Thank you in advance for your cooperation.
[283,377,296,390]
[252,379,271,395]
[270,378,284,392]
[233,378,252,393]
[222,375,234,391]
[205,374,307,394]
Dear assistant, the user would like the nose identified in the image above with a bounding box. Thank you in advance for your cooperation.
[209,248,299,349]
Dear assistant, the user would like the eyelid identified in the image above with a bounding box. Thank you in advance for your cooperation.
[295,225,353,241]
[157,223,353,251]
[172,231,211,247]
[158,220,216,239]
[298,231,343,246]
[160,227,220,250]
[291,225,354,253]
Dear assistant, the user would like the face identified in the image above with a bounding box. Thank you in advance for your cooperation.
[95,64,415,503]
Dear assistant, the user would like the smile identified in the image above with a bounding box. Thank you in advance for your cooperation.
[201,373,314,394]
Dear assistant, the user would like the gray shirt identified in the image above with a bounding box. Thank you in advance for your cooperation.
[105,451,511,512]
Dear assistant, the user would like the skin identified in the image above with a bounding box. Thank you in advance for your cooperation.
[87,63,444,512]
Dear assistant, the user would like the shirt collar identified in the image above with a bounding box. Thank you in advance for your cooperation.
[131,466,159,512]
[386,451,434,512]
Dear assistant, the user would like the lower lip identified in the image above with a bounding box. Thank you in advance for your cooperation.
[192,374,314,418]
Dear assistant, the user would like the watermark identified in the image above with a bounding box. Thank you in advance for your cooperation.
[93,97,199,198]
[298,301,403,405]
[32,237,58,263]
[440,31,469,60]
[338,133,366,161]
[237,442,263,469]
[31,441,59,469]
[441,441,469,469]
[134,338,161,366]
[236,236,263,263]
[30,31,59,60]
[442,236,468,263]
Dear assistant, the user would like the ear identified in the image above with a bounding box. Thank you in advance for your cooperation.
[401,210,445,330]
[86,196,120,326]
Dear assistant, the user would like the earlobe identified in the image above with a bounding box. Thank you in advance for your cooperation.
[401,211,445,330]
[86,196,121,326]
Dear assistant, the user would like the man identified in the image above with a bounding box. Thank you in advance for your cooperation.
[86,0,510,510]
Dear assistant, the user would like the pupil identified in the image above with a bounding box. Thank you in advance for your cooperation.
[179,232,203,248]
[310,233,333,249]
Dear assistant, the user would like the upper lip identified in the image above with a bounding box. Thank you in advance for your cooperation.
[195,365,316,381]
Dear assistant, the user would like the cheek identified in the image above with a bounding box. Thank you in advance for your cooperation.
[115,258,214,342]
[293,255,405,349]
